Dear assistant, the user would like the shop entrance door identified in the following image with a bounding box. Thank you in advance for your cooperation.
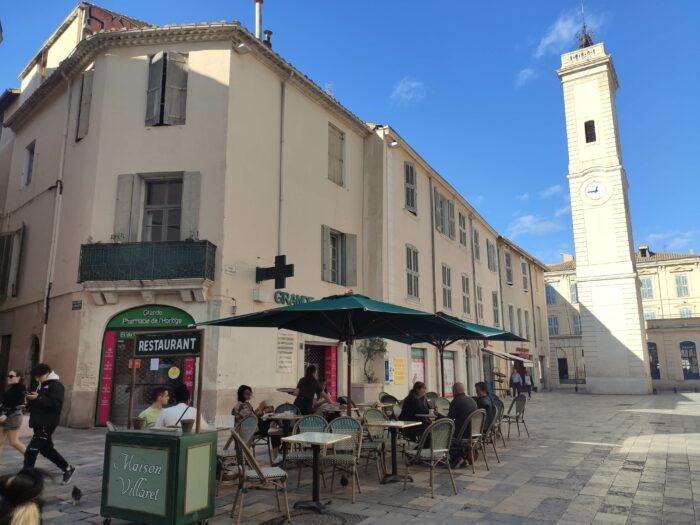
[304,344,337,401]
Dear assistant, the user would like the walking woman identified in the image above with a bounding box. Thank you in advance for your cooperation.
[0,369,27,459]
[293,365,331,415]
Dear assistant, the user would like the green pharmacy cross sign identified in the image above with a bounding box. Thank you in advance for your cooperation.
[256,254,294,289]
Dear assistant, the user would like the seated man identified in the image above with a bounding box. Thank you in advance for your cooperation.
[155,384,207,429]
[475,381,496,432]
[139,387,169,428]
[447,382,477,468]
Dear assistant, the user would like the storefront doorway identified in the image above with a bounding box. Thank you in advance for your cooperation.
[304,344,337,401]
[96,305,195,426]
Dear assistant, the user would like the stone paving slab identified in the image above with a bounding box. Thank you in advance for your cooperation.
[1,391,699,524]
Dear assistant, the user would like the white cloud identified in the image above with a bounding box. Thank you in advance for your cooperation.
[390,77,426,105]
[554,205,571,218]
[507,215,565,239]
[515,68,536,88]
[540,184,563,198]
[534,11,580,59]
[646,230,698,251]
[469,195,485,206]
[518,193,529,202]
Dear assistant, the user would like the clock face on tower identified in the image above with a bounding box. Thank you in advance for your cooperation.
[581,180,608,204]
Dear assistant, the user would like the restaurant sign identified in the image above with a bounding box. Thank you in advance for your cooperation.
[134,331,202,357]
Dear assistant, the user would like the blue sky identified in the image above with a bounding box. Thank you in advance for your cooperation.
[1,1,699,264]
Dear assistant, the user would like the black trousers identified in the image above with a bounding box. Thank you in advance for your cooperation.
[23,425,69,471]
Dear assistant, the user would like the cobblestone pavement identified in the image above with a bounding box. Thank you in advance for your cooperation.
[1,391,699,524]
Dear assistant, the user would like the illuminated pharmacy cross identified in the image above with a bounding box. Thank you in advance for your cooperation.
[256,255,295,289]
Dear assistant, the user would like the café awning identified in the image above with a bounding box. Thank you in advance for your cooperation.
[481,347,533,366]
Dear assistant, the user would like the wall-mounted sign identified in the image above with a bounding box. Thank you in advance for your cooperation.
[72,300,83,310]
[256,254,294,289]
[274,291,314,306]
[393,357,406,385]
[276,330,295,373]
[134,331,201,357]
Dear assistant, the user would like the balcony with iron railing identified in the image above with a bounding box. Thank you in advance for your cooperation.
[78,240,216,283]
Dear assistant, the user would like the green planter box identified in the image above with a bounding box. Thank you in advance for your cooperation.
[101,430,216,525]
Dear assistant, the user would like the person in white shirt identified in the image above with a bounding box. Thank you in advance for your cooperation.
[155,384,207,429]
[524,373,533,399]
[510,370,522,398]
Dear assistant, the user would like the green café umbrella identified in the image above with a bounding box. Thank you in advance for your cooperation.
[406,311,527,396]
[198,293,471,415]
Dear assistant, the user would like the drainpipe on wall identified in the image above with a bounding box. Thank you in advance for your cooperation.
[468,215,480,394]
[428,178,437,313]
[496,242,508,357]
[39,72,72,360]
[276,71,293,255]
[527,260,540,385]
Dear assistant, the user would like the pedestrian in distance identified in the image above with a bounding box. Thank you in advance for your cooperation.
[0,369,27,459]
[138,386,170,428]
[524,373,533,400]
[0,468,51,525]
[23,364,76,485]
[510,369,522,397]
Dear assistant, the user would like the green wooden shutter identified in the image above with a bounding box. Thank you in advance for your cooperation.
[321,225,331,282]
[163,52,188,126]
[345,233,357,287]
[114,174,141,242]
[76,70,94,141]
[8,225,24,297]
[180,172,200,240]
[448,201,455,240]
[145,52,164,126]
[433,187,440,230]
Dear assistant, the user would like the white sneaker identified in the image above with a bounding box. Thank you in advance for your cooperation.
[271,456,284,467]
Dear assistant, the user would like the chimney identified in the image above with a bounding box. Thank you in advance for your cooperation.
[263,29,272,48]
[562,253,574,263]
[255,0,263,39]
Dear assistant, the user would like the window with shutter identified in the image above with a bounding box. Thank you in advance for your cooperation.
[322,225,355,285]
[0,226,24,298]
[521,261,528,290]
[476,286,483,320]
[0,233,13,297]
[447,201,455,240]
[505,252,513,284]
[146,52,188,126]
[442,264,452,309]
[22,141,35,188]
[404,163,416,213]
[524,310,530,340]
[473,228,480,260]
[76,70,94,141]
[570,282,578,304]
[675,274,689,297]
[517,308,523,337]
[508,305,515,332]
[406,245,419,299]
[458,213,467,246]
[143,179,183,242]
[461,274,470,314]
[492,292,500,327]
[548,315,559,336]
[328,124,344,186]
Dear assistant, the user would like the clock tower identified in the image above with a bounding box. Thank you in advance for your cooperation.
[557,41,651,394]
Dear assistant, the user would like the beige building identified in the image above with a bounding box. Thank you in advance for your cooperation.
[546,246,700,391]
[0,3,549,428]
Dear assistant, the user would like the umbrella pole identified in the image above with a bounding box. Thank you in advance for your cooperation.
[346,338,353,416]
[439,344,446,397]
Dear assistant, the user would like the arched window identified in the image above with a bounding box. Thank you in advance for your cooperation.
[680,341,699,380]
[647,342,660,380]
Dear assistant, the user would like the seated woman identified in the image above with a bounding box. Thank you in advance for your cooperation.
[399,381,431,442]
[232,385,282,466]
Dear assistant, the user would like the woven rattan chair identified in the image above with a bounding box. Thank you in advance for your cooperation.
[284,415,327,487]
[434,397,451,415]
[403,418,456,498]
[322,416,363,503]
[216,414,258,495]
[503,394,529,438]
[230,430,290,525]
[455,408,488,473]
[361,408,387,481]
[275,402,300,415]
[425,391,439,408]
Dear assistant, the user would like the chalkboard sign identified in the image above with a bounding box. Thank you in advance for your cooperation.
[106,444,169,516]
[134,331,202,357]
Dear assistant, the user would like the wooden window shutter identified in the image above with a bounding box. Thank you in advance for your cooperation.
[114,174,141,242]
[145,52,164,126]
[433,187,440,229]
[76,70,94,141]
[8,225,25,297]
[447,201,455,240]
[321,225,332,282]
[180,172,200,240]
[345,233,357,287]
[0,234,13,297]
[163,52,188,125]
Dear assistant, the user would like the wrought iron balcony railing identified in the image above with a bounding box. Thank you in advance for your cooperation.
[78,241,216,282]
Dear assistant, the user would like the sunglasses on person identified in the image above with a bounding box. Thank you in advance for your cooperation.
[7,374,17,378]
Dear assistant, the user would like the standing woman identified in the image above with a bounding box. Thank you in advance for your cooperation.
[293,365,331,415]
[0,370,27,458]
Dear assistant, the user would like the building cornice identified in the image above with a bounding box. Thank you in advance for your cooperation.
[7,23,371,137]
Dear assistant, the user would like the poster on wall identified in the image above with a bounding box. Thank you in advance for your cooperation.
[410,348,425,385]
[443,351,456,397]
[324,347,337,400]
[276,330,295,373]
[393,357,406,385]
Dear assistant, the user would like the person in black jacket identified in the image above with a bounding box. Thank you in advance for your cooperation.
[399,381,430,442]
[23,363,76,485]
[0,369,27,458]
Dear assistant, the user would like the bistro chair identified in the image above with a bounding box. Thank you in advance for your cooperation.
[230,430,290,525]
[361,408,387,481]
[491,401,507,448]
[503,394,529,438]
[403,418,456,498]
[217,415,258,494]
[482,404,502,464]
[322,416,363,503]
[425,391,439,408]
[455,409,489,474]
[216,417,244,496]
[434,397,451,415]
[284,415,327,488]
[275,402,300,415]
[378,392,399,405]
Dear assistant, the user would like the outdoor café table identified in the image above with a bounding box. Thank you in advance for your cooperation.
[282,432,351,513]
[264,412,303,461]
[365,420,421,484]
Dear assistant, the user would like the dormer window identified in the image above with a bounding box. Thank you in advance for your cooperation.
[584,120,596,143]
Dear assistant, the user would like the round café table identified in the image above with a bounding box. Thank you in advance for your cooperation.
[365,420,421,484]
